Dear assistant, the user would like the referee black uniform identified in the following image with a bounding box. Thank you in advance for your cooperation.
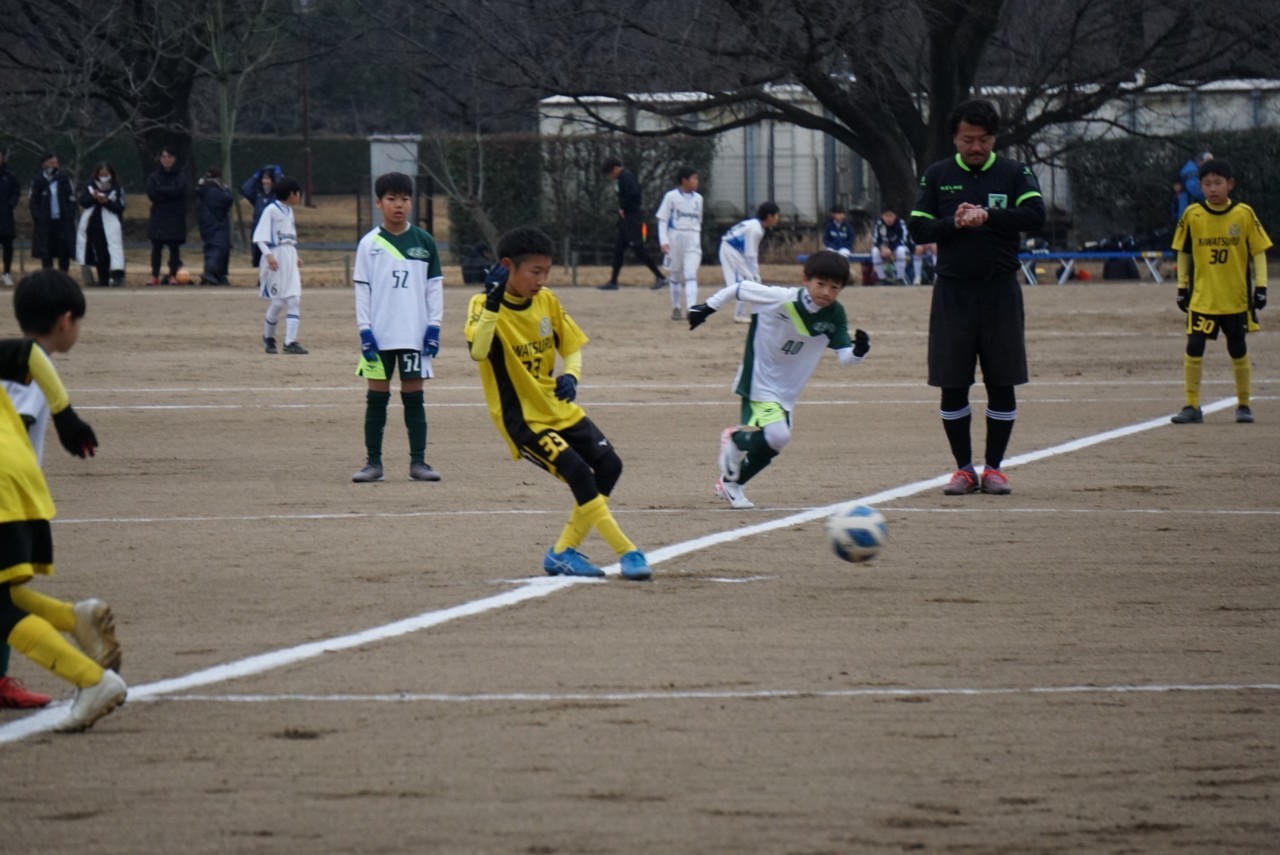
[909,147,1045,492]
[607,166,664,287]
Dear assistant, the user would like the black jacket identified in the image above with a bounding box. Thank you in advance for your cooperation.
[615,168,643,217]
[0,164,19,238]
[197,179,234,247]
[28,170,77,258]
[147,166,188,242]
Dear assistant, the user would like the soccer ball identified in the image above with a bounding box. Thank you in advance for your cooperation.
[174,268,192,284]
[825,503,887,563]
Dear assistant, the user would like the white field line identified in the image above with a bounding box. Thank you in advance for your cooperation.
[148,682,1280,705]
[0,396,1250,745]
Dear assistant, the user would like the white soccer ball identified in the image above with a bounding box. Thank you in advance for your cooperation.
[825,503,888,563]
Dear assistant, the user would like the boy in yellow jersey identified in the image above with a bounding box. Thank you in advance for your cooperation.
[465,227,651,581]
[1,272,126,731]
[1170,159,1271,424]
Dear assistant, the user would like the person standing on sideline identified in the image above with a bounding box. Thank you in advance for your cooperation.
[74,162,126,288]
[28,153,75,272]
[196,166,234,285]
[255,176,307,354]
[0,148,20,286]
[1180,151,1212,206]
[655,166,704,319]
[351,172,445,484]
[146,147,187,285]
[598,157,665,291]
[719,201,781,322]
[466,226,652,581]
[1169,158,1271,425]
[241,164,282,269]
[822,205,854,258]
[908,98,1046,496]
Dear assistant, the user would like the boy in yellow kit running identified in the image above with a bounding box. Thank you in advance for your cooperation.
[465,227,651,581]
[1170,158,1271,424]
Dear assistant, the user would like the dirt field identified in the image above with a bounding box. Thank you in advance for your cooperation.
[1,275,1277,854]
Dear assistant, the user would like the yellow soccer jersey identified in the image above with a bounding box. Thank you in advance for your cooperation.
[465,288,589,459]
[1173,200,1273,315]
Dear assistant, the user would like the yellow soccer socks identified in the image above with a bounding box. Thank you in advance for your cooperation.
[1183,355,1204,407]
[8,585,75,632]
[571,495,636,557]
[8,615,103,689]
[1232,355,1251,407]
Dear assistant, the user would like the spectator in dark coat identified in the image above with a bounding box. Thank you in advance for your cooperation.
[241,164,282,268]
[146,147,187,285]
[28,153,76,272]
[196,166,234,285]
[0,148,20,285]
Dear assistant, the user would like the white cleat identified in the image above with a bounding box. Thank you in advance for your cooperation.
[72,599,122,671]
[56,669,126,733]
[714,477,754,509]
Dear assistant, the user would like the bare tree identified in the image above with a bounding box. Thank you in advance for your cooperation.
[356,0,1280,215]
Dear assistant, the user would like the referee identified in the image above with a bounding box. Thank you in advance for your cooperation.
[908,99,1046,496]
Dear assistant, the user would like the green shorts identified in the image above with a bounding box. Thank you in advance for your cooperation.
[739,399,790,428]
[355,349,425,381]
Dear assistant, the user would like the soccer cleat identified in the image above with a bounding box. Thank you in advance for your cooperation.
[263,336,278,354]
[409,462,442,482]
[543,546,604,578]
[0,676,52,709]
[714,477,754,509]
[943,467,979,495]
[55,669,126,733]
[72,599,122,672]
[620,550,652,581]
[671,307,683,321]
[1236,406,1254,424]
[282,341,308,354]
[352,464,385,483]
[980,467,1012,495]
[733,313,751,324]
[718,427,745,483]
[1170,405,1203,424]
[2,272,13,286]
[596,282,619,291]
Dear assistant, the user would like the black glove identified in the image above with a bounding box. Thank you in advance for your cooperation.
[853,328,870,358]
[484,264,508,312]
[554,374,578,402]
[1176,289,1190,313]
[1254,288,1267,311]
[52,405,97,458]
[687,303,716,330]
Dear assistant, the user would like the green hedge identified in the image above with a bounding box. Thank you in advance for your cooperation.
[1067,128,1280,243]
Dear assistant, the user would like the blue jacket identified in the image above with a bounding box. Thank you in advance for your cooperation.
[1180,159,1204,203]
[822,218,853,253]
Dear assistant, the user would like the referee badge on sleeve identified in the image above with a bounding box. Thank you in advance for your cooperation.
[987,194,1008,209]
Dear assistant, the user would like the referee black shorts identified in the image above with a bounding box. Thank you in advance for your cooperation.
[927,271,1028,388]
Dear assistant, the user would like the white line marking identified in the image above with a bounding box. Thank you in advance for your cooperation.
[140,682,1280,704]
[0,397,1245,744]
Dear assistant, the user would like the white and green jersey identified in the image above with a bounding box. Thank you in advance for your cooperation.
[354,224,444,351]
[707,281,854,410]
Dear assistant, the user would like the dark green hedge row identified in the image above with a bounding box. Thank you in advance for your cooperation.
[1067,127,1280,243]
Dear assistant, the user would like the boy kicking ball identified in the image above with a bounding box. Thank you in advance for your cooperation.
[465,227,651,581]
[689,250,871,509]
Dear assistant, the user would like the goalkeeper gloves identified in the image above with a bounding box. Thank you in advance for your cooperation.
[484,265,509,312]
[687,303,715,330]
[423,325,440,357]
[52,405,97,458]
[1255,288,1267,311]
[853,328,871,358]
[359,328,379,362]
[554,374,578,402]
[1176,289,1190,313]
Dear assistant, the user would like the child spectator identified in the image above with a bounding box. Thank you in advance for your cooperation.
[719,201,781,322]
[351,172,445,483]
[465,226,652,581]
[655,166,704,320]
[822,205,854,258]
[688,251,870,509]
[0,148,19,286]
[241,164,282,269]
[872,208,917,285]
[255,176,306,354]
[74,162,126,287]
[146,147,187,285]
[0,270,126,732]
[196,166,234,285]
[1170,158,1271,425]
